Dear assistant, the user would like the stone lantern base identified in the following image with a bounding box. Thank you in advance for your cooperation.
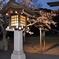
[11,51,26,59]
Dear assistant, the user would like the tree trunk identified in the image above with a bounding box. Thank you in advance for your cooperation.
[0,24,8,51]
[2,30,8,51]
[39,27,42,53]
[42,31,46,51]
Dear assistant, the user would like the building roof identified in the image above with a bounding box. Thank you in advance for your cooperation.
[52,9,59,14]
[47,1,59,7]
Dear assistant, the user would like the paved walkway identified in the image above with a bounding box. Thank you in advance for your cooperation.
[44,43,59,55]
[0,50,59,59]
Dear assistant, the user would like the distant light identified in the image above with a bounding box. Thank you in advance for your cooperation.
[6,13,9,16]
[10,10,13,13]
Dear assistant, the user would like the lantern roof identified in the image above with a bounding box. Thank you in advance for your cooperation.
[0,1,35,15]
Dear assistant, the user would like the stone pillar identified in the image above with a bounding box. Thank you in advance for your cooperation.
[11,30,26,59]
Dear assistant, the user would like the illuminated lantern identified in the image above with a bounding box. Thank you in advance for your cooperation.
[10,11,27,29]
[0,0,35,30]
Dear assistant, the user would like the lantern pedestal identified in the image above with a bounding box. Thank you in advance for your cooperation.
[11,51,26,59]
[6,26,26,59]
[11,30,26,59]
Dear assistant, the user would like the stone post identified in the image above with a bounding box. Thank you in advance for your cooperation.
[11,30,26,59]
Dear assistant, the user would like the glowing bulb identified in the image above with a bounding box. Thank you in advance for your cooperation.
[16,25,18,28]
[19,27,22,30]
[7,26,9,29]
[15,11,18,14]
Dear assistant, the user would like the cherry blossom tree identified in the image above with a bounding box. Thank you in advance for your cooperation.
[26,9,57,52]
[27,9,56,30]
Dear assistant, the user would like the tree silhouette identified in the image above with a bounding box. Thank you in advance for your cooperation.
[22,0,33,7]
[0,0,6,10]
[0,14,9,50]
[26,9,57,52]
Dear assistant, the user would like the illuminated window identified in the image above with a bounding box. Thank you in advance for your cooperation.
[20,15,26,26]
[11,15,18,26]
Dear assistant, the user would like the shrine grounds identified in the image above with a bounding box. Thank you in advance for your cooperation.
[0,34,59,59]
[0,50,59,59]
[24,35,59,55]
[7,33,59,53]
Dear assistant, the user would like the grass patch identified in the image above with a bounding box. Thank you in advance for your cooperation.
[26,36,39,45]
[25,36,59,45]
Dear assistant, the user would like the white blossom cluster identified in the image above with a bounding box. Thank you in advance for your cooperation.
[27,10,57,31]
